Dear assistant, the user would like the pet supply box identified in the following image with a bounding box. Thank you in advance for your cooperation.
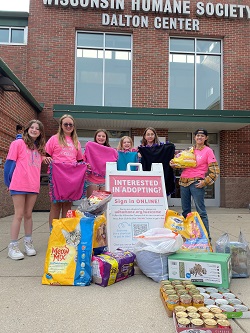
[168,252,232,289]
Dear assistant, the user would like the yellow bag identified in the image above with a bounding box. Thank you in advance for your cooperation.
[164,210,192,239]
[164,210,212,252]
[42,214,95,286]
[171,147,196,168]
[92,214,108,255]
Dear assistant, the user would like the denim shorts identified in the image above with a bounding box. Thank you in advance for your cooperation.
[10,190,38,196]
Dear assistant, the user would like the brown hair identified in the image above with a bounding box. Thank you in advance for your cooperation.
[94,129,110,147]
[58,114,79,149]
[141,127,160,146]
[23,120,46,155]
[194,128,209,146]
[117,136,134,150]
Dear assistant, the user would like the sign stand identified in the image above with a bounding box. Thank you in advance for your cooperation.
[106,162,168,252]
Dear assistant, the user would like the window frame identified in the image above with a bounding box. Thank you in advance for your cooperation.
[169,37,223,110]
[0,26,28,45]
[75,31,133,107]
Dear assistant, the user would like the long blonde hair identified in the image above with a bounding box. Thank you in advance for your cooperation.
[117,136,134,150]
[23,120,46,155]
[58,114,79,149]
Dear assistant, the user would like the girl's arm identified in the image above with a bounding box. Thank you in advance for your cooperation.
[4,160,16,188]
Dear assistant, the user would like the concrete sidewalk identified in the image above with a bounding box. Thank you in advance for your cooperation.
[0,207,250,333]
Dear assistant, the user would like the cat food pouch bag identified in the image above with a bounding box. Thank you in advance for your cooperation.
[92,214,108,255]
[42,214,95,286]
[92,249,136,287]
[180,212,212,252]
[171,147,196,168]
[165,210,192,239]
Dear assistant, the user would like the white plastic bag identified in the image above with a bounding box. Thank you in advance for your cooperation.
[133,228,183,282]
[133,228,183,254]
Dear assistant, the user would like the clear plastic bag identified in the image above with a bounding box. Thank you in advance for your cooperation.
[215,233,230,253]
[77,190,112,215]
[216,231,250,278]
[133,228,183,254]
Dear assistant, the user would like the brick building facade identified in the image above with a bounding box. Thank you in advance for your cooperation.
[0,0,250,217]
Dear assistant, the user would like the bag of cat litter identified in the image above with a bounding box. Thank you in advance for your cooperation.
[92,249,136,287]
[42,213,95,286]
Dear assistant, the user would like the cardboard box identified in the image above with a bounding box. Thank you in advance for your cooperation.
[168,252,232,289]
[173,312,232,333]
[160,291,233,332]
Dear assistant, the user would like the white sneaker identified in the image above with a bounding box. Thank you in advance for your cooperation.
[24,240,37,256]
[8,243,24,260]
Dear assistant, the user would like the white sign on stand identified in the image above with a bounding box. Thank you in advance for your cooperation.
[106,162,168,252]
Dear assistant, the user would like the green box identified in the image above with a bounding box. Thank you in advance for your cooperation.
[168,252,232,288]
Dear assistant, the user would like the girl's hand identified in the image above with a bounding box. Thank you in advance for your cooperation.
[169,160,177,168]
[195,180,204,188]
[42,156,52,164]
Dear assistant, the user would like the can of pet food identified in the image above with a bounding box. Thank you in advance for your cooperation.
[192,294,204,308]
[220,304,235,312]
[190,318,204,328]
[204,319,217,328]
[177,289,188,296]
[189,289,201,296]
[160,280,172,286]
[222,292,236,300]
[198,306,210,314]
[182,280,194,287]
[176,311,188,319]
[201,312,215,320]
[180,294,192,307]
[217,319,231,328]
[210,293,223,300]
[215,313,228,320]
[174,305,186,313]
[204,298,215,306]
[171,280,182,286]
[177,317,190,327]
[209,307,222,314]
[205,287,218,294]
[188,312,201,319]
[186,306,198,313]
[234,304,248,312]
[228,298,242,306]
[166,295,179,311]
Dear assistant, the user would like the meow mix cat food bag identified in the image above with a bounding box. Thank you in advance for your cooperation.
[42,214,94,286]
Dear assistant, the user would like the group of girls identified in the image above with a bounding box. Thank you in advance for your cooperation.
[4,114,217,260]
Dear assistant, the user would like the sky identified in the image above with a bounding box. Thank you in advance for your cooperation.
[0,0,29,11]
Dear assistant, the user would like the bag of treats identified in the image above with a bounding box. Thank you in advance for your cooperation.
[171,147,196,168]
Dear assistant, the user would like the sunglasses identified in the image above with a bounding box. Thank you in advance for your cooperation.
[63,123,74,128]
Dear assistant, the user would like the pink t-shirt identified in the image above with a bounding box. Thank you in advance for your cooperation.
[45,135,83,163]
[7,139,42,192]
[181,146,217,179]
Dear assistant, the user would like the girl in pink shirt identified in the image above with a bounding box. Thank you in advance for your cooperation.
[45,115,84,228]
[4,120,47,260]
[170,129,220,240]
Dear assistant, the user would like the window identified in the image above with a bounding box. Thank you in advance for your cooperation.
[0,27,27,44]
[75,32,132,107]
[169,38,222,110]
